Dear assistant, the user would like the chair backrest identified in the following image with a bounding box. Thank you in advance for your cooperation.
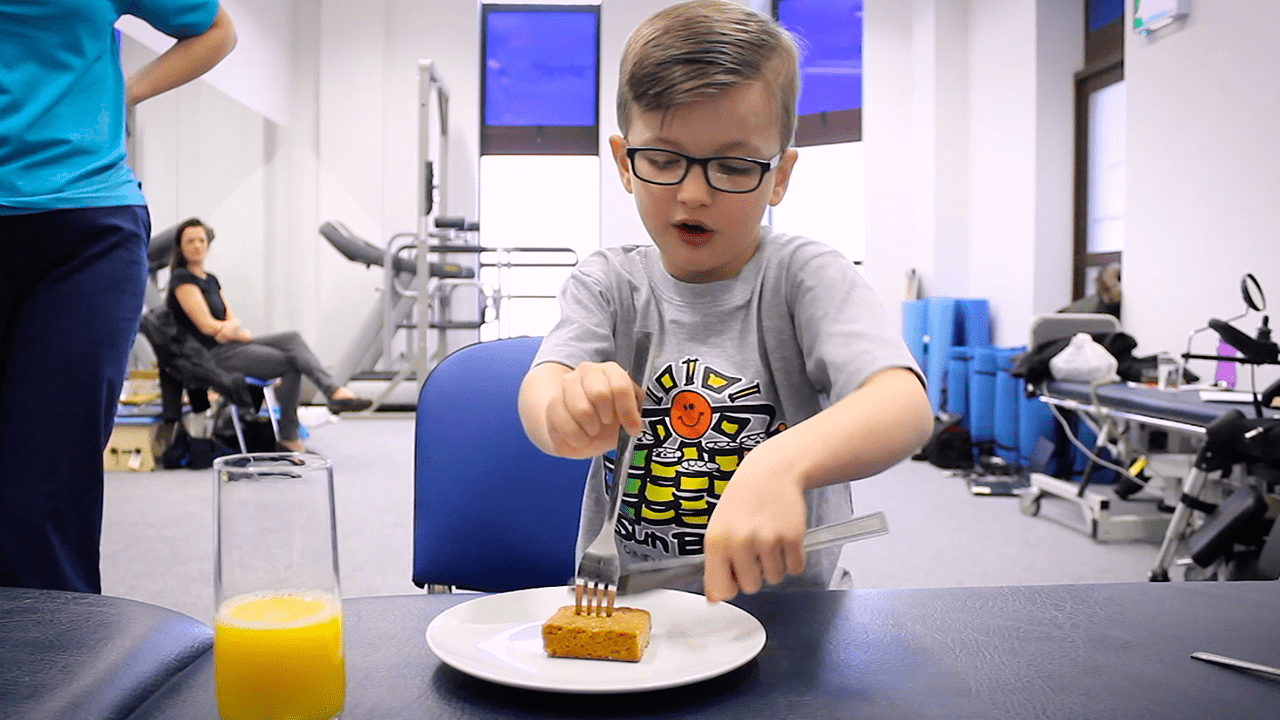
[1029,313,1122,348]
[412,337,590,592]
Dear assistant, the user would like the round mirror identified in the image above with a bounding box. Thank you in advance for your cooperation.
[1242,273,1266,312]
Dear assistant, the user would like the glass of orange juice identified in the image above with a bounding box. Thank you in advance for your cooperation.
[213,453,344,720]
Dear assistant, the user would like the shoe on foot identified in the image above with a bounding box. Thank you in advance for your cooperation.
[327,396,373,414]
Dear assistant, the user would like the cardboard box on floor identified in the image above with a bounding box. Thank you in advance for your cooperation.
[104,417,161,472]
[104,392,168,472]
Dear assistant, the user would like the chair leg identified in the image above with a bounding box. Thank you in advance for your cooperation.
[261,385,282,444]
[228,403,248,453]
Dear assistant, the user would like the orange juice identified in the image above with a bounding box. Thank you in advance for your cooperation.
[214,591,344,720]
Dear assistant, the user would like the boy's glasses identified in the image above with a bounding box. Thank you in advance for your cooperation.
[625,147,780,194]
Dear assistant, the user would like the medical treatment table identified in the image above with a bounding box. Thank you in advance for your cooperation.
[1029,379,1279,581]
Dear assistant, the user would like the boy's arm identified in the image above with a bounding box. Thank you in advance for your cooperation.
[702,366,933,603]
[518,360,645,459]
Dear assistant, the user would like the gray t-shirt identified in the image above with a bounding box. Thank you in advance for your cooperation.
[533,227,922,591]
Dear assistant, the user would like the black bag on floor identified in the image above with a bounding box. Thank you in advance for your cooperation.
[212,405,278,453]
[920,412,975,470]
[160,424,236,469]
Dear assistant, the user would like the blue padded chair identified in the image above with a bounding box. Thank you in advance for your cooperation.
[412,336,590,592]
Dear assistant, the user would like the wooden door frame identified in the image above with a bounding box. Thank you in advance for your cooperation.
[1072,59,1124,300]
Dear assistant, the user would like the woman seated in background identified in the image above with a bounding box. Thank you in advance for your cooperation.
[1061,261,1121,319]
[167,217,372,452]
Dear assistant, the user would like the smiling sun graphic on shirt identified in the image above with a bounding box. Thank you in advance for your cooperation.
[607,356,787,558]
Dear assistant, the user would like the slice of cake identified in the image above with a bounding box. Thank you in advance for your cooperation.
[542,606,652,662]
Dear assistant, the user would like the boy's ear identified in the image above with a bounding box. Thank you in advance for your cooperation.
[768,148,799,206]
[608,135,634,194]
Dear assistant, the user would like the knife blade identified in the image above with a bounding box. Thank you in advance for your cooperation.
[1191,651,1280,681]
[615,511,890,596]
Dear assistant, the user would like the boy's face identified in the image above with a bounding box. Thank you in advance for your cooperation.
[610,81,798,284]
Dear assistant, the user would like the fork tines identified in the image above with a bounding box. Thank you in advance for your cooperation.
[573,580,616,617]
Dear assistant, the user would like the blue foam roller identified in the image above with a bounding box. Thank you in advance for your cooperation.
[967,345,997,444]
[946,347,973,428]
[902,300,928,373]
[925,298,959,413]
[957,298,992,346]
[993,347,1026,463]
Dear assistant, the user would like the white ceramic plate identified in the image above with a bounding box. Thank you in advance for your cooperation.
[425,586,766,693]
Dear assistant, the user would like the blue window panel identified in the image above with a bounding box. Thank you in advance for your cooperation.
[1088,0,1124,32]
[776,0,863,115]
[484,11,598,127]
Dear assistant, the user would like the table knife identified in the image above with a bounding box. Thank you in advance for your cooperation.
[1191,651,1280,681]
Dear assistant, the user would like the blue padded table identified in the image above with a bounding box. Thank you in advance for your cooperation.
[0,587,212,720]
[1034,380,1279,576]
[124,583,1280,720]
[1041,380,1279,433]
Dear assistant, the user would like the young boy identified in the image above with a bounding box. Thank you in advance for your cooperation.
[518,0,932,603]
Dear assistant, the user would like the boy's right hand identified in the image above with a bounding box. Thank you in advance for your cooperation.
[533,361,645,459]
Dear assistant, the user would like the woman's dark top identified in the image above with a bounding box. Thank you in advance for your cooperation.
[166,268,225,350]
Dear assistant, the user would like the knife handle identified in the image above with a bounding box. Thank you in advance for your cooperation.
[803,511,890,552]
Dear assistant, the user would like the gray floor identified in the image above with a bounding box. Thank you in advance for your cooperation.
[101,414,1180,626]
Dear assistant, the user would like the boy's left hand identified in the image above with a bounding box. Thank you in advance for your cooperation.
[701,450,807,603]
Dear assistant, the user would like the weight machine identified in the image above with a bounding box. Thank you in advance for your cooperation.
[323,61,579,410]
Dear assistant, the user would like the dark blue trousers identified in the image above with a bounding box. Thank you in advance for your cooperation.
[0,205,150,593]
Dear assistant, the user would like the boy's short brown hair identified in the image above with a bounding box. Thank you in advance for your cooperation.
[617,0,801,151]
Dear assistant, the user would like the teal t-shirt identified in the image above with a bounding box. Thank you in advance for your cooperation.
[0,0,218,214]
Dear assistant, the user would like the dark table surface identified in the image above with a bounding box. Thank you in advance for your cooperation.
[0,587,211,720]
[119,581,1280,720]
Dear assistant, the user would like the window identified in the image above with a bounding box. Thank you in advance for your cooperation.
[774,0,863,146]
[480,4,600,155]
[1073,0,1125,299]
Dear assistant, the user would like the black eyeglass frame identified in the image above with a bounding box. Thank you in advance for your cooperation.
[624,146,782,194]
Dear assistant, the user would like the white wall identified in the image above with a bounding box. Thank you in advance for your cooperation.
[769,143,866,264]
[867,0,1279,395]
[304,0,758,363]
[863,0,916,309]
[128,0,861,370]
[1123,1,1280,389]
[1033,0,1081,316]
[118,0,294,127]
[128,0,1280,395]
[866,0,1080,345]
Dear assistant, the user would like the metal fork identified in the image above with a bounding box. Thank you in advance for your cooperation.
[574,329,653,617]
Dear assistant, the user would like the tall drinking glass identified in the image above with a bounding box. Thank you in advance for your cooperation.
[213,453,344,720]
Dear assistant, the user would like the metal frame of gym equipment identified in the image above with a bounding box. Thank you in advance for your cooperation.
[411,61,578,373]
[316,62,456,412]
[421,237,580,366]
[332,61,579,411]
[321,219,473,404]
[343,59,463,412]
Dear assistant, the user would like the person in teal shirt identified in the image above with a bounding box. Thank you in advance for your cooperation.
[0,0,236,593]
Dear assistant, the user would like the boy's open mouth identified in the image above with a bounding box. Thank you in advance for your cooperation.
[675,221,713,247]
